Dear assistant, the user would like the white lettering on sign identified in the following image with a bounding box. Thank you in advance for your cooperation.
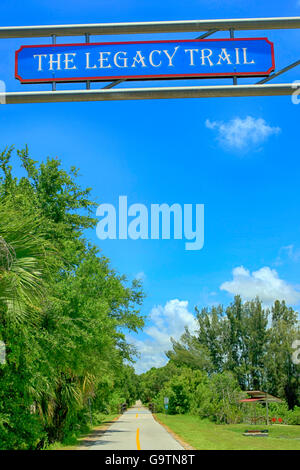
[49,53,62,71]
[33,54,48,71]
[149,50,162,67]
[163,46,179,67]
[34,53,78,71]
[85,52,97,69]
[32,46,256,73]
[132,51,147,68]
[216,48,232,65]
[243,48,255,65]
[98,51,112,68]
[114,51,128,68]
[184,49,199,66]
[64,53,77,70]
[200,49,213,66]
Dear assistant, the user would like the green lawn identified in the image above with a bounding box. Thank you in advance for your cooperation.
[155,414,300,450]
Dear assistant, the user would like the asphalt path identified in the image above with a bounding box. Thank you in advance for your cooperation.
[88,401,183,450]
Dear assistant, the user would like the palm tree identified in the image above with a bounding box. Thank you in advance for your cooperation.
[0,201,54,327]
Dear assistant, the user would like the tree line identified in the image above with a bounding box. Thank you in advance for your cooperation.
[139,297,300,424]
[0,147,143,449]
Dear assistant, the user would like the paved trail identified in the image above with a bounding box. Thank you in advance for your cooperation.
[86,401,183,450]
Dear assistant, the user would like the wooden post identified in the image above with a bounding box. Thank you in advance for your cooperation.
[265,393,269,425]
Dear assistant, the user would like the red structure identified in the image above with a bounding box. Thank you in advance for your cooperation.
[240,391,282,425]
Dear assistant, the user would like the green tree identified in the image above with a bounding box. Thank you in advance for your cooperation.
[265,301,300,408]
[0,147,145,449]
[166,328,213,372]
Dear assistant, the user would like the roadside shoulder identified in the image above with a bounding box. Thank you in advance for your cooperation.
[152,413,196,451]
[77,415,121,450]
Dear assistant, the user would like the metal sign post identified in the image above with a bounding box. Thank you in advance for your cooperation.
[164,397,169,410]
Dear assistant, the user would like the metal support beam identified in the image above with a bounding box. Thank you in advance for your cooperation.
[257,59,300,84]
[85,33,91,90]
[102,79,126,90]
[51,35,56,91]
[0,17,299,38]
[2,83,297,104]
[196,29,219,39]
[230,29,237,85]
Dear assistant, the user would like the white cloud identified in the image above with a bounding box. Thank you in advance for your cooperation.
[135,271,146,281]
[130,299,197,374]
[221,266,300,306]
[275,245,300,266]
[205,116,281,150]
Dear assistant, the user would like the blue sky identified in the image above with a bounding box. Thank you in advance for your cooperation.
[1,1,300,373]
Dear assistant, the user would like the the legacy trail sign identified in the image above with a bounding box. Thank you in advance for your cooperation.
[0,17,298,103]
[15,38,275,84]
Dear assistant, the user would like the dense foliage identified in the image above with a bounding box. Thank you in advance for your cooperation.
[1,147,299,449]
[139,297,300,424]
[0,147,144,449]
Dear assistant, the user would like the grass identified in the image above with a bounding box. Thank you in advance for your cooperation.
[155,414,300,450]
[47,413,118,450]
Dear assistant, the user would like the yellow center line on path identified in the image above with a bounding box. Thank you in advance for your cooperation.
[136,428,141,450]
